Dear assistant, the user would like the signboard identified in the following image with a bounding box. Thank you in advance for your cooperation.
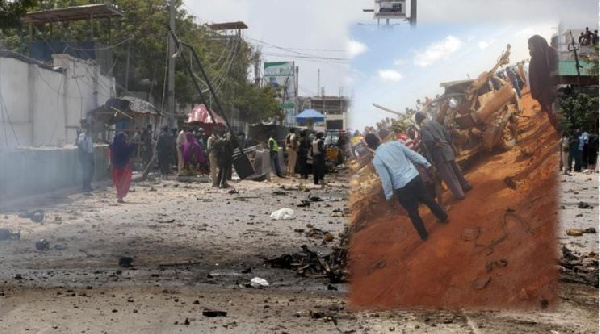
[373,0,406,19]
[264,61,297,126]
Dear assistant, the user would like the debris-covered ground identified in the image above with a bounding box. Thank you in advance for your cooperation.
[0,131,598,332]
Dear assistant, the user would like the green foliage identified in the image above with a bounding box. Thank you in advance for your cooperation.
[0,0,38,29]
[559,93,599,132]
[0,0,279,124]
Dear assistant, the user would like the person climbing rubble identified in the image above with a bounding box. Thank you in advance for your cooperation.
[364,133,448,241]
[415,111,472,201]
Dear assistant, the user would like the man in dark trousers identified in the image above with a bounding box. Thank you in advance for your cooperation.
[311,132,326,185]
[415,111,471,200]
[216,128,233,188]
[77,120,95,192]
[156,125,174,176]
[365,133,448,241]
[141,124,153,168]
[268,132,284,178]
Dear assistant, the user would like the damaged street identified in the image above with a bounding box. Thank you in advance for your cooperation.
[0,169,597,333]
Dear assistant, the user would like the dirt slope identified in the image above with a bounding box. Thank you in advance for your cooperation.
[349,92,559,309]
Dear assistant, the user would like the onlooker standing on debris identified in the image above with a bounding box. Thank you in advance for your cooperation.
[506,66,522,98]
[109,132,135,203]
[415,112,472,200]
[268,133,284,178]
[141,124,153,168]
[297,130,310,179]
[569,130,582,172]
[365,133,448,241]
[285,128,298,176]
[528,35,559,131]
[206,130,220,187]
[217,130,234,188]
[311,132,326,186]
[560,132,571,175]
[77,120,95,192]
[156,126,174,176]
[182,131,206,172]
[579,130,589,170]
[176,127,187,174]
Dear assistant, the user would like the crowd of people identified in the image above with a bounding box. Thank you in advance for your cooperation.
[560,129,599,174]
[359,110,472,241]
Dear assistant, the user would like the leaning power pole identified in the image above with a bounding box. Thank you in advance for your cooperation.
[166,0,177,128]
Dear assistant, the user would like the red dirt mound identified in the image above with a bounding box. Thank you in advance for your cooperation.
[348,93,558,310]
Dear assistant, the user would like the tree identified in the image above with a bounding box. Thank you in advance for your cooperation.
[0,0,38,29]
[0,0,279,124]
[559,93,599,132]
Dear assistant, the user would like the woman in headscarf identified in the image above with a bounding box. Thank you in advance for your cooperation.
[181,131,206,172]
[109,132,135,203]
[528,34,559,131]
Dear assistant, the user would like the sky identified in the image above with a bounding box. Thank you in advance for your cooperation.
[182,0,598,129]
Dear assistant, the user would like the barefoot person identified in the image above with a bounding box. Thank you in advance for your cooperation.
[365,133,448,241]
[109,132,135,203]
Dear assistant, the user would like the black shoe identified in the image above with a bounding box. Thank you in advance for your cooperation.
[419,232,428,241]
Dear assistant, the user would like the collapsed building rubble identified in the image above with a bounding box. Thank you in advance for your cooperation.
[559,245,599,288]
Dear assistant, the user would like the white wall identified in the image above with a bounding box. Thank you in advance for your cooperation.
[0,54,115,149]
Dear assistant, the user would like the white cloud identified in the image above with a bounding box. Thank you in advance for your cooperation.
[478,39,496,49]
[413,35,462,67]
[393,58,407,66]
[348,40,368,58]
[515,28,536,37]
[378,69,404,82]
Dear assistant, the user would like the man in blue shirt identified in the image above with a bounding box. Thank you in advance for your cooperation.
[365,133,448,241]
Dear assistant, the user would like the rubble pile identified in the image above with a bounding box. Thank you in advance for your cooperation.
[265,226,350,283]
[559,245,599,288]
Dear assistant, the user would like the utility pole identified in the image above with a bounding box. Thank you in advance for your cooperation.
[410,0,417,26]
[254,50,261,86]
[125,37,131,91]
[166,0,176,128]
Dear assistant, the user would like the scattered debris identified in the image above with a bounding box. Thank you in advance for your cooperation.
[35,239,50,251]
[0,229,20,241]
[566,229,584,237]
[560,245,599,287]
[503,176,519,190]
[202,310,227,317]
[471,276,491,290]
[53,244,67,251]
[19,210,45,223]
[271,208,295,220]
[118,257,134,267]
[583,227,597,234]
[250,277,269,288]
[578,201,592,209]
[265,227,350,283]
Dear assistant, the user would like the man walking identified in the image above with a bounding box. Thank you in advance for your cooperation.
[415,112,471,200]
[285,129,298,176]
[77,120,95,192]
[141,124,153,169]
[156,125,174,176]
[311,132,326,186]
[365,133,448,241]
[206,130,220,187]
